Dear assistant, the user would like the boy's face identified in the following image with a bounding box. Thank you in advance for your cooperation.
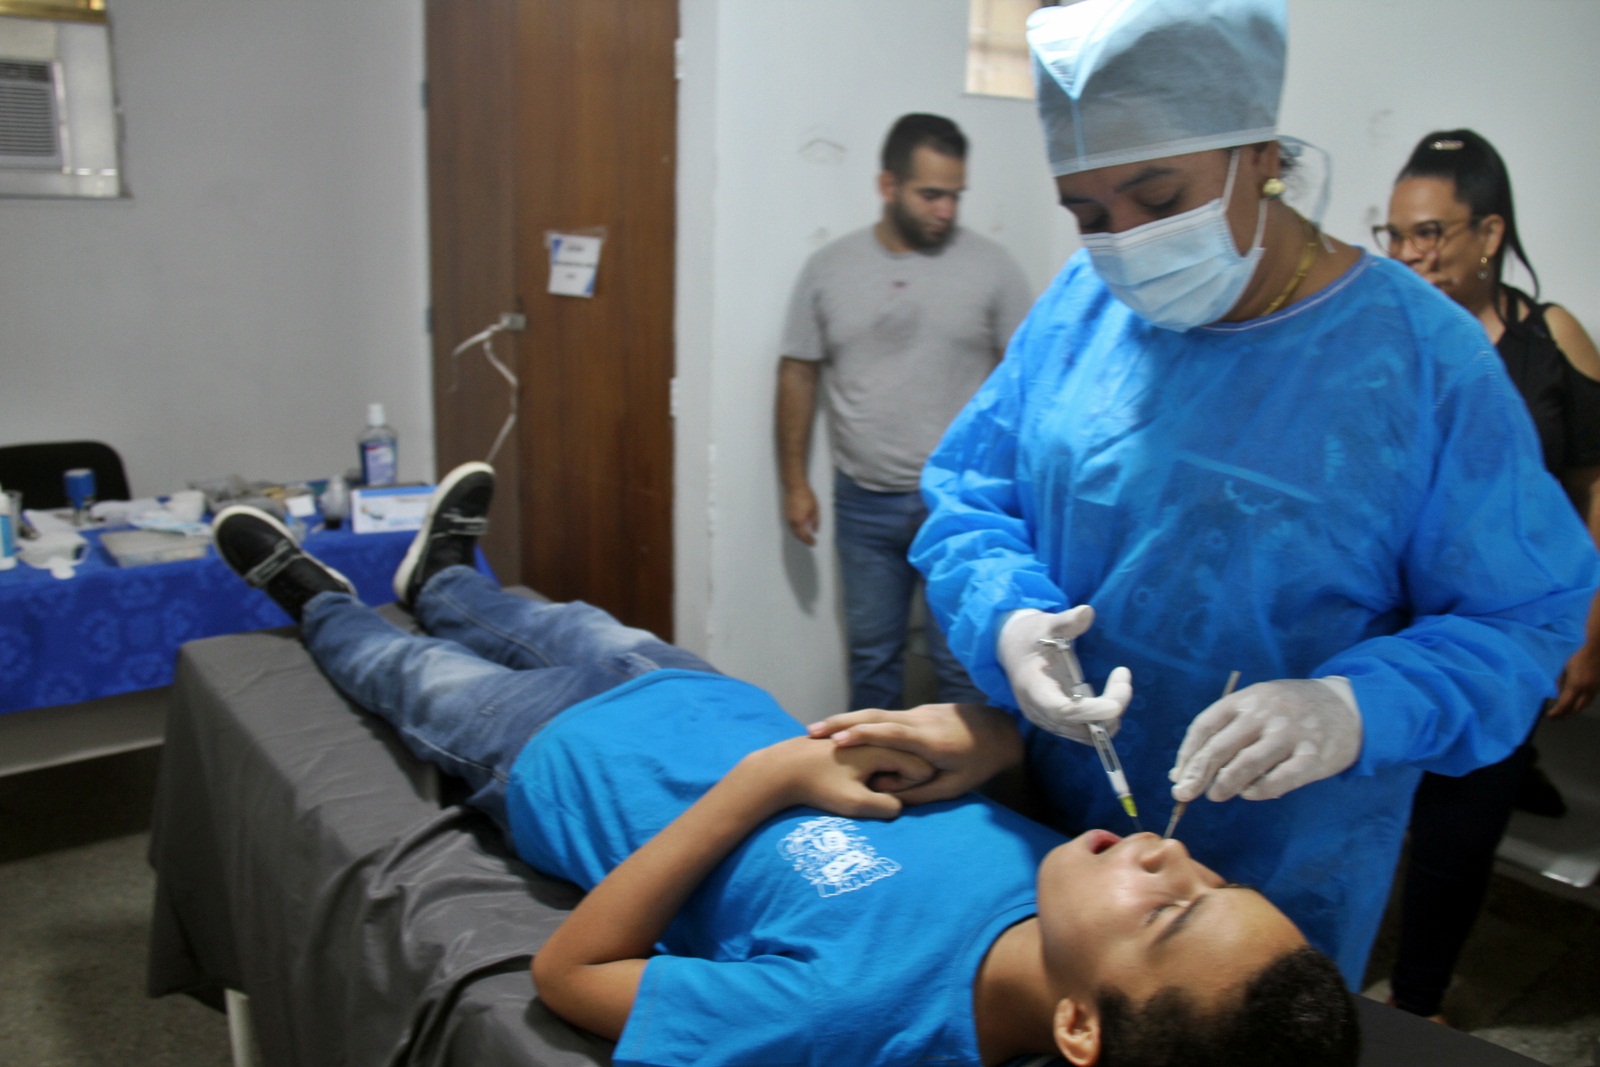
[1036,831,1305,1008]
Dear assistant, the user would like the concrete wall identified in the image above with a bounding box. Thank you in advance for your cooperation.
[0,0,431,499]
[674,0,1600,721]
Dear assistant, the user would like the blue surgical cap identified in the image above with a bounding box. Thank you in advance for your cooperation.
[1028,0,1287,176]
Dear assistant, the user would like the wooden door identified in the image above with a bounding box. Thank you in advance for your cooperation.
[425,0,677,637]
[513,0,677,639]
[424,0,522,582]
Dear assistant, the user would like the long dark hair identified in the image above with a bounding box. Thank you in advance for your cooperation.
[1396,128,1539,303]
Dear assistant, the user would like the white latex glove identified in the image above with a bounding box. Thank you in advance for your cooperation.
[1169,678,1362,802]
[995,607,1133,744]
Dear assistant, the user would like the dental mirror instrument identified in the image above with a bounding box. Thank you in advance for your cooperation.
[1164,669,1241,840]
[1037,635,1143,831]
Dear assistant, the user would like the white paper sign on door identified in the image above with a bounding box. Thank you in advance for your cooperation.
[548,233,604,298]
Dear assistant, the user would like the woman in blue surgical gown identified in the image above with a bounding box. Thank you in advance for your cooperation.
[813,0,1598,986]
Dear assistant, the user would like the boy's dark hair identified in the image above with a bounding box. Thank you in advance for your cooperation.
[880,113,967,180]
[1096,947,1359,1067]
[1397,127,1538,300]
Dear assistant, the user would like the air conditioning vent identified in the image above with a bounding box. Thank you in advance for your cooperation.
[0,59,50,81]
[0,58,63,166]
[0,14,122,198]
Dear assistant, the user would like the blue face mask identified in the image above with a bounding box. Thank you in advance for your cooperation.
[1080,150,1267,332]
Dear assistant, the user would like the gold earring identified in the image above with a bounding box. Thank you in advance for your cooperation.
[1477,256,1491,281]
[1261,177,1286,199]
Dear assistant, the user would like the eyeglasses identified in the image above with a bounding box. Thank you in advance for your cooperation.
[1371,217,1479,257]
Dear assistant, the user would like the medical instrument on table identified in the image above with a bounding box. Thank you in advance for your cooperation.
[1037,635,1142,831]
[1164,669,1240,840]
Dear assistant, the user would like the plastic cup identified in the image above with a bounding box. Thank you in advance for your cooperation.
[166,490,205,524]
[64,467,96,524]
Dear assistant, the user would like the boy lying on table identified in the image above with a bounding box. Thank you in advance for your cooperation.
[212,462,1358,1067]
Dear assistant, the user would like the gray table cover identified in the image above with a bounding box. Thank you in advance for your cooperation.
[146,603,1539,1067]
[147,601,611,1067]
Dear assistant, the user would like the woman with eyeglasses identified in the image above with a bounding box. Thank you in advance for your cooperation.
[1377,128,1600,1023]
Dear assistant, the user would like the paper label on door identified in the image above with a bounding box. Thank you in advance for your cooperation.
[548,233,603,297]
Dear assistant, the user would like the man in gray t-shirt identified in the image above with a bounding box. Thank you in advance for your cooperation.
[776,113,1033,711]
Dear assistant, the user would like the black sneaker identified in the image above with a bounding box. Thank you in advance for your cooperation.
[393,462,495,608]
[212,506,355,622]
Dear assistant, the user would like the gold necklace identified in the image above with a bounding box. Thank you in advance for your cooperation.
[1260,219,1320,316]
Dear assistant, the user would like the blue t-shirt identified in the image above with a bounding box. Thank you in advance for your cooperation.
[506,670,1065,1067]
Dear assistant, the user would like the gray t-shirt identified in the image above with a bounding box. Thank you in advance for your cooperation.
[781,226,1034,493]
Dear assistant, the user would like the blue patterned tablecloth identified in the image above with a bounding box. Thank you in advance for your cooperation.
[0,525,488,715]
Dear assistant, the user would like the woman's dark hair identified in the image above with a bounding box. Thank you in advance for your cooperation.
[880,113,967,180]
[1096,947,1360,1067]
[1397,128,1539,300]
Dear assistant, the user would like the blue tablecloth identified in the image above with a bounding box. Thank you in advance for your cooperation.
[0,525,489,715]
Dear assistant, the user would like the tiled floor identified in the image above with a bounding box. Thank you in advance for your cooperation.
[1362,861,1600,1066]
[0,750,232,1067]
[1360,704,1600,1067]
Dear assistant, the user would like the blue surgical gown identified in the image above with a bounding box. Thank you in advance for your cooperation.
[913,251,1599,984]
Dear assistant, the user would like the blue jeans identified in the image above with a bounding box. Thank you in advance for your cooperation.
[832,470,984,710]
[301,566,717,834]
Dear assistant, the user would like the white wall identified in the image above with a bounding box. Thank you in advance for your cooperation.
[6,0,1591,717]
[676,0,1077,719]
[1284,0,1600,331]
[0,0,431,499]
[676,0,1600,721]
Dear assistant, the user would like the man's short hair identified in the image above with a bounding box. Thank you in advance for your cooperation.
[880,113,968,179]
[1096,947,1360,1067]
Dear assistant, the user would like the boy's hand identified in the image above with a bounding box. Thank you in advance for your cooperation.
[744,737,938,820]
[806,703,1024,804]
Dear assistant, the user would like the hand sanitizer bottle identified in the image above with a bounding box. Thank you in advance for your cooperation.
[358,403,399,486]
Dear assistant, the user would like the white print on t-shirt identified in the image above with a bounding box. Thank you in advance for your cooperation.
[778,816,902,897]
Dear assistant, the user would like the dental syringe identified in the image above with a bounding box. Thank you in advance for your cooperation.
[1088,722,1142,830]
[1037,636,1143,831]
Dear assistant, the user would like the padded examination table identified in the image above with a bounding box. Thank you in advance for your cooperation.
[147,598,611,1067]
[146,599,1542,1067]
